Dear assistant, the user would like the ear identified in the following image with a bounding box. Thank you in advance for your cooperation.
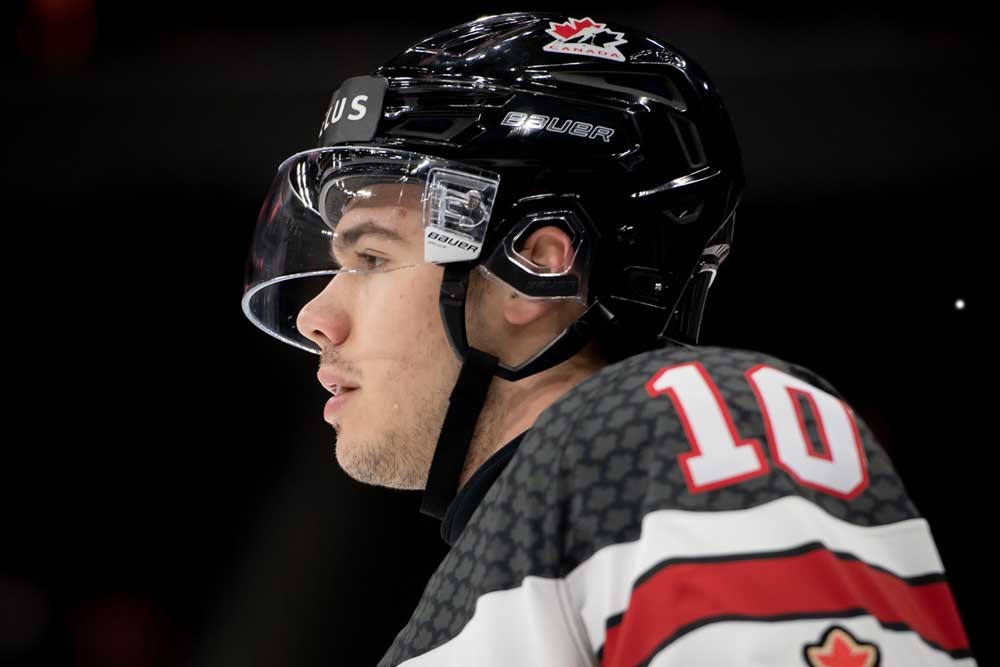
[503,225,574,327]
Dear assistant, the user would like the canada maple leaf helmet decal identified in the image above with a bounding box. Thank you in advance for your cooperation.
[546,17,600,40]
[542,15,628,62]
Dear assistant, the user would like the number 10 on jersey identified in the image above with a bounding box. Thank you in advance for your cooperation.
[645,362,869,500]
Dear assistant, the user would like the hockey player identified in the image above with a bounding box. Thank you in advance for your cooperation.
[241,12,975,666]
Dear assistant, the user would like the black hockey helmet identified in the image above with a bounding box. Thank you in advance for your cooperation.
[242,12,745,517]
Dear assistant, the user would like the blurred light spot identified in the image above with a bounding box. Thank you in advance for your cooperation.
[0,574,50,656]
[16,0,97,70]
[955,299,965,310]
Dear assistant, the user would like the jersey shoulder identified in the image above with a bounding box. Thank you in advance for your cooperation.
[521,344,920,562]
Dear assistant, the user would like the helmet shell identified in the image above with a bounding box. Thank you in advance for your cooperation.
[319,12,746,350]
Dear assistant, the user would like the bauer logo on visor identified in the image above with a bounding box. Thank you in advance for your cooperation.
[318,76,387,146]
[423,168,496,262]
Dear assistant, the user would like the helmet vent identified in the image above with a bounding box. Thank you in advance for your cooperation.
[669,115,707,169]
[546,71,686,112]
[386,115,479,142]
[418,15,538,57]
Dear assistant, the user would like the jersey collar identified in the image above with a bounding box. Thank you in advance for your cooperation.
[440,429,531,546]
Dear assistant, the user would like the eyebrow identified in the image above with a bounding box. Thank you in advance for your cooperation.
[330,221,409,258]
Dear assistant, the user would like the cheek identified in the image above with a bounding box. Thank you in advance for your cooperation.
[411,273,452,347]
[357,267,447,350]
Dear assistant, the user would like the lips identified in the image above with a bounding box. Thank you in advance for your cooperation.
[317,367,360,395]
[324,386,359,421]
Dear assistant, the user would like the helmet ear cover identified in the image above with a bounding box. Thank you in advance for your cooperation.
[477,196,598,302]
[438,258,617,383]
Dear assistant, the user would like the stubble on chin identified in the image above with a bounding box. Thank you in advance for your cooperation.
[334,428,427,489]
[332,386,449,490]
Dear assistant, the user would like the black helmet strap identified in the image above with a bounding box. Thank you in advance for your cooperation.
[419,344,498,519]
[420,262,496,519]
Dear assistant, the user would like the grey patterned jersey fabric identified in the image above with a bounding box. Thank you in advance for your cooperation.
[376,345,919,666]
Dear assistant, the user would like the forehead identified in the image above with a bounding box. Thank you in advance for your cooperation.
[332,181,424,250]
[341,181,424,212]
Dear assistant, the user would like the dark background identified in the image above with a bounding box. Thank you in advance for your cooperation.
[3,1,993,665]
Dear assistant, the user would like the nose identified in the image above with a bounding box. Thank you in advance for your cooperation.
[296,277,351,350]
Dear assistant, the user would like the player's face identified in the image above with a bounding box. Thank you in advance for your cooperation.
[296,182,462,489]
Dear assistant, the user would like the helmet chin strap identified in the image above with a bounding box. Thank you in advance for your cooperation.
[420,345,498,519]
[420,262,615,519]
[420,262,498,519]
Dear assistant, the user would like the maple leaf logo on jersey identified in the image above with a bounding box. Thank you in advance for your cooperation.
[543,16,627,62]
[803,626,881,667]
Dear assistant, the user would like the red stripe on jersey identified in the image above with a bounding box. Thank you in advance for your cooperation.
[600,547,969,667]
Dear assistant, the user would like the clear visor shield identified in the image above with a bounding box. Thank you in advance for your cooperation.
[241,146,500,353]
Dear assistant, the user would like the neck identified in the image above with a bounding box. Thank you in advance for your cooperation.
[456,354,605,489]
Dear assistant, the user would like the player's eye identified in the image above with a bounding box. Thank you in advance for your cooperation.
[355,252,387,270]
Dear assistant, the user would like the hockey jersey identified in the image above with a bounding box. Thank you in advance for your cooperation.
[377,345,975,666]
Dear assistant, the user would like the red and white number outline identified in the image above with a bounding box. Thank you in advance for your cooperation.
[746,364,869,500]
[644,362,769,493]
[645,362,870,499]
